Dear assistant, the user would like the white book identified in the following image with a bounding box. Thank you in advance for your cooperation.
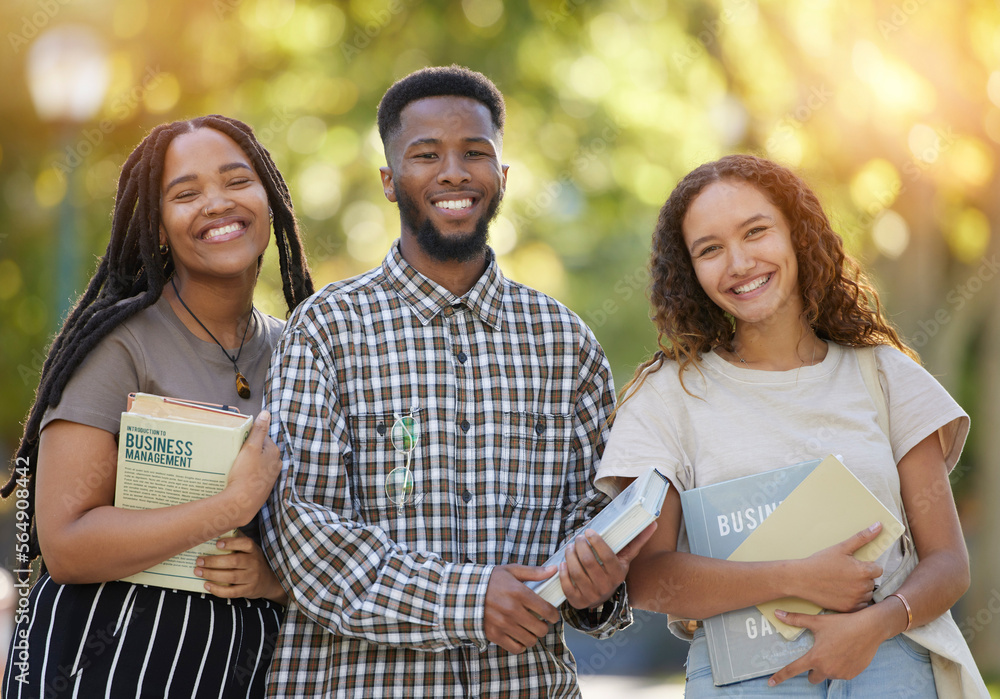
[526,468,669,606]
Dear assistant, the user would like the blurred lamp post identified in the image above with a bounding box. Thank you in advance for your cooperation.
[26,25,110,327]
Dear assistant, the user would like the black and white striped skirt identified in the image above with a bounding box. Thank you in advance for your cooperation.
[3,574,282,698]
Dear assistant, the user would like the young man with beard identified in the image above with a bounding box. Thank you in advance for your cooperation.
[261,65,654,698]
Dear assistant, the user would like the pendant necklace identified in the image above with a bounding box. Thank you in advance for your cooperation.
[170,277,254,399]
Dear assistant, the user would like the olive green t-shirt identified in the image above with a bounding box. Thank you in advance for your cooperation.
[43,293,284,434]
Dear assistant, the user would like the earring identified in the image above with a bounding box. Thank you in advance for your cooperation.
[268,208,273,222]
[159,243,169,255]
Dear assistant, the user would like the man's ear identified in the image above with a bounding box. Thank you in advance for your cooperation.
[379,166,396,203]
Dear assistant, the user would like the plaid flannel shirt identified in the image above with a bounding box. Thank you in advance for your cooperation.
[261,243,630,698]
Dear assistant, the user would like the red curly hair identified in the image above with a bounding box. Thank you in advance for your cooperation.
[623,154,916,396]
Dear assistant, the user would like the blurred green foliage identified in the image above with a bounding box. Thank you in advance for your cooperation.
[2,0,1000,669]
[1,0,997,410]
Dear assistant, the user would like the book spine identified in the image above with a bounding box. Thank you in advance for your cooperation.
[685,490,714,558]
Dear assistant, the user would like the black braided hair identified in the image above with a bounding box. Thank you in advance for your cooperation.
[3,114,314,561]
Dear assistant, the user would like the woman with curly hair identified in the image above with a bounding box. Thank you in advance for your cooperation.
[596,154,987,697]
[3,115,313,698]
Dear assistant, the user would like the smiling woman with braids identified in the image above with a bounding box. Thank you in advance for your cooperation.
[2,115,312,698]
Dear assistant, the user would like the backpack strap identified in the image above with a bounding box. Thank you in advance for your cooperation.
[858,345,917,587]
[857,345,889,438]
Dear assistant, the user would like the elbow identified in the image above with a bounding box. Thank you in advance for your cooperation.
[38,537,94,585]
[46,568,79,586]
[935,549,971,608]
[44,556,113,586]
[949,546,971,602]
[40,553,84,585]
[953,560,971,602]
[943,571,971,614]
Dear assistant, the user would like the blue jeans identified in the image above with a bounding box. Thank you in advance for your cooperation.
[684,627,937,698]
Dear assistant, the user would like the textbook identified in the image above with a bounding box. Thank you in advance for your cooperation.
[729,455,905,639]
[115,393,253,592]
[680,455,904,686]
[527,467,669,606]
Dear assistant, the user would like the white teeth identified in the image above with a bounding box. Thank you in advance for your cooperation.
[204,222,242,239]
[734,274,771,294]
[435,198,473,210]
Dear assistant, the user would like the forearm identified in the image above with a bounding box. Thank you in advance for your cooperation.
[266,505,493,650]
[766,547,969,686]
[265,581,289,605]
[40,490,247,584]
[884,548,970,630]
[627,549,797,618]
[890,432,972,630]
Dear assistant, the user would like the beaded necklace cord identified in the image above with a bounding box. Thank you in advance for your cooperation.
[170,277,254,399]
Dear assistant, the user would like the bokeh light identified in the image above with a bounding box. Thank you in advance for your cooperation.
[946,207,991,264]
[462,0,504,29]
[871,209,910,259]
[849,158,901,213]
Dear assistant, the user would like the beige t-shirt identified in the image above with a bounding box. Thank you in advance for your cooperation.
[595,342,969,583]
[43,294,284,434]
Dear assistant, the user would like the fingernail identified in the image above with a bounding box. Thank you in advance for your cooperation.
[196,558,204,566]
[217,540,226,549]
[775,609,786,618]
[768,679,776,687]
[194,569,203,577]
[869,521,881,532]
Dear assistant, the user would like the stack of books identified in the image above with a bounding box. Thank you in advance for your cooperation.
[115,393,253,592]
[680,455,903,686]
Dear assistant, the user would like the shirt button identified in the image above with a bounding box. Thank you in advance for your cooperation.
[461,419,470,433]
[462,490,473,503]
[534,421,545,435]
[457,351,468,363]
[376,423,386,436]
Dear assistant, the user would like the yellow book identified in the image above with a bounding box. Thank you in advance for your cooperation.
[115,393,253,592]
[727,454,904,640]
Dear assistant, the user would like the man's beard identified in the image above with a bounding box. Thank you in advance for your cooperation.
[396,185,503,263]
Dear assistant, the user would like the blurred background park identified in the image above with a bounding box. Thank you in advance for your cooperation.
[1,0,999,689]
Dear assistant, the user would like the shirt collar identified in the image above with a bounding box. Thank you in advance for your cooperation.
[383,241,505,330]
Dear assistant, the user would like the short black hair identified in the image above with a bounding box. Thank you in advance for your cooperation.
[377,64,506,148]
